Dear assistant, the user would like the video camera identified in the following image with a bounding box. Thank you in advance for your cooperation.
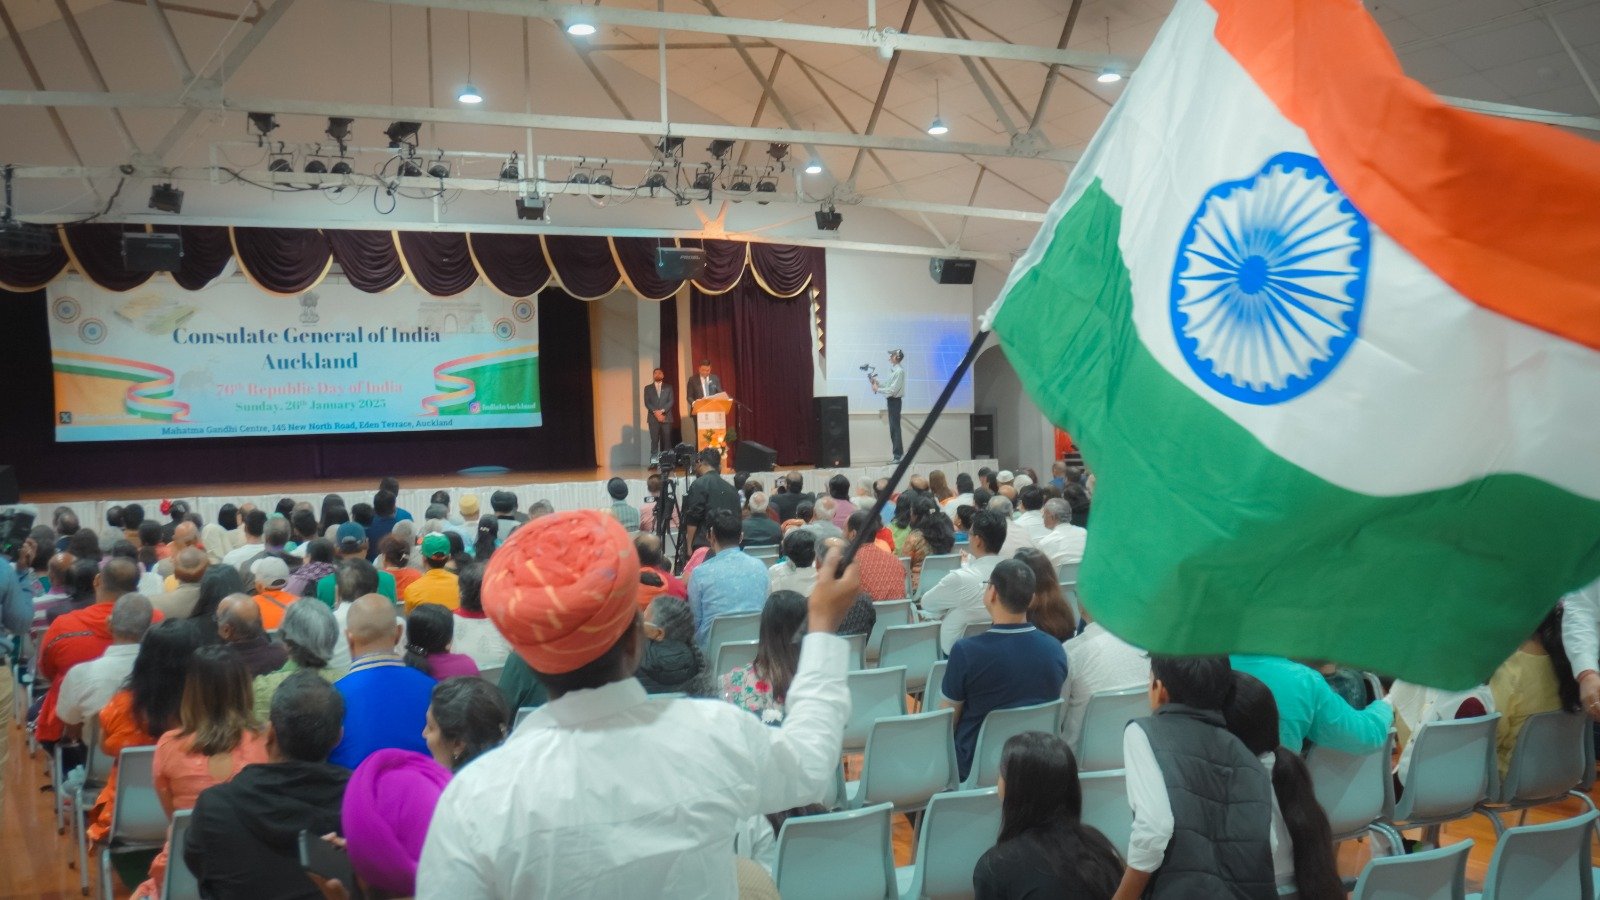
[655,442,696,475]
[859,363,878,376]
[0,504,38,561]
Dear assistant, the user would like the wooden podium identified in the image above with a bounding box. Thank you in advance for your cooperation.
[691,393,734,470]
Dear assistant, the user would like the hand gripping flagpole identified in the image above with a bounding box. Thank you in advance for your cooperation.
[836,329,991,570]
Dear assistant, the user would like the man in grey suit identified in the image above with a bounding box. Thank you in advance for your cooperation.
[684,359,723,438]
[643,367,676,459]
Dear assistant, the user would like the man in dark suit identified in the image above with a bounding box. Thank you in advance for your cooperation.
[643,367,675,459]
[680,448,741,551]
[769,471,814,522]
[685,359,723,436]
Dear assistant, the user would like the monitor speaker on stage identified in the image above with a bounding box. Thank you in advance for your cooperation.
[929,257,976,285]
[970,413,994,459]
[813,396,850,468]
[734,441,777,473]
[0,465,17,504]
[657,247,706,281]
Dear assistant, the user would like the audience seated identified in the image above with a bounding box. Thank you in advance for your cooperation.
[639,595,711,696]
[921,510,1007,653]
[1035,497,1088,569]
[186,671,350,899]
[604,477,641,532]
[768,472,812,522]
[767,529,819,597]
[249,557,296,630]
[450,562,514,672]
[417,511,858,897]
[1222,672,1344,899]
[379,534,422,598]
[973,732,1122,900]
[36,557,144,747]
[721,590,807,725]
[845,510,904,602]
[941,559,1067,782]
[134,645,269,898]
[221,509,267,572]
[1119,656,1274,899]
[405,603,482,680]
[634,533,688,609]
[315,524,396,607]
[366,490,403,558]
[284,538,336,598]
[987,496,1037,558]
[152,548,207,619]
[1389,678,1494,786]
[1014,548,1075,642]
[253,599,341,719]
[343,748,452,897]
[404,534,460,613]
[154,522,199,583]
[57,593,153,739]
[1490,604,1580,778]
[425,677,510,771]
[330,594,436,769]
[801,499,845,543]
[1231,655,1393,755]
[1013,486,1051,544]
[1061,602,1150,749]
[217,593,289,677]
[86,619,199,843]
[900,499,955,594]
[741,492,782,548]
[688,509,770,650]
[189,565,245,645]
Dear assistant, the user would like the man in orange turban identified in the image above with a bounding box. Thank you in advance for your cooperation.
[418,509,859,899]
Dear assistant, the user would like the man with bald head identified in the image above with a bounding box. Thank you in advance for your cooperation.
[31,551,78,623]
[155,521,200,583]
[153,547,207,619]
[57,593,153,738]
[36,557,153,747]
[217,593,288,676]
[328,593,434,769]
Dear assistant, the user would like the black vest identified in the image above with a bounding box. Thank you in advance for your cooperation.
[1133,704,1276,900]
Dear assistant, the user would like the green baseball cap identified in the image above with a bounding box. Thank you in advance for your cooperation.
[421,532,451,558]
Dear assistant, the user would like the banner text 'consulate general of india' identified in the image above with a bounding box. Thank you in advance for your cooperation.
[48,276,541,442]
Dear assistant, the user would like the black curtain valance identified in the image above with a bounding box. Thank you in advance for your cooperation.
[0,224,822,304]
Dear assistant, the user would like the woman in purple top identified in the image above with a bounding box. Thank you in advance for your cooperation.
[404,603,481,680]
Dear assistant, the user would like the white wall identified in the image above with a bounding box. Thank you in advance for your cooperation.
[589,288,666,470]
[970,262,1055,472]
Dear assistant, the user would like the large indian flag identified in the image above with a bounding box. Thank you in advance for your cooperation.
[988,0,1600,688]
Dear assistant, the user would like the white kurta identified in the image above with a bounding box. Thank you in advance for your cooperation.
[920,555,1000,653]
[1560,576,1600,678]
[1035,523,1089,569]
[416,633,850,900]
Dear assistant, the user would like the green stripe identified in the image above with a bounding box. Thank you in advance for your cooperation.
[994,179,1600,688]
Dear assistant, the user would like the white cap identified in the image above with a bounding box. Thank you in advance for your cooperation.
[997,470,1015,483]
[1013,474,1034,490]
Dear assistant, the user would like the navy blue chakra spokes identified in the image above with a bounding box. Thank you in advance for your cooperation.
[1168,152,1371,405]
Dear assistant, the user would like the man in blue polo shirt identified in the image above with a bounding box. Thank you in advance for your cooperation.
[941,558,1068,781]
[329,593,434,769]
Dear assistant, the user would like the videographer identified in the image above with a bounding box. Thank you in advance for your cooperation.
[680,448,740,553]
[869,350,907,462]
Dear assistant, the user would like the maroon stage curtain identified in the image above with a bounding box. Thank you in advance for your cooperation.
[324,230,404,293]
[61,224,152,292]
[679,239,748,295]
[691,277,816,465]
[611,237,681,301]
[659,293,680,403]
[156,225,233,291]
[0,240,68,291]
[467,233,550,297]
[395,232,477,297]
[231,227,330,294]
[544,235,620,300]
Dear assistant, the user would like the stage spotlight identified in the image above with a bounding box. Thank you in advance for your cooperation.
[565,11,596,36]
[147,183,183,214]
[815,207,842,231]
[755,178,777,204]
[501,153,520,181]
[268,157,293,173]
[593,173,613,187]
[304,160,328,175]
[1096,68,1123,83]
[325,117,353,145]
[803,157,823,175]
[728,171,752,201]
[656,136,685,157]
[926,117,949,136]
[692,167,714,191]
[398,160,423,178]
[569,170,591,185]
[766,143,789,163]
[515,196,546,220]
[247,112,278,139]
[708,139,735,160]
[428,162,450,179]
[644,171,667,189]
[330,161,353,176]
[457,83,483,104]
[384,121,422,149]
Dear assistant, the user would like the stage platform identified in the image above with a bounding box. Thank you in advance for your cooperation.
[21,458,998,528]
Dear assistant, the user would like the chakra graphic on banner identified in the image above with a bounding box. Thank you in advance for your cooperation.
[1169,151,1371,405]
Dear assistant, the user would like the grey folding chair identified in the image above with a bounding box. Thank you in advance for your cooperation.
[1308,735,1402,853]
[1073,685,1149,772]
[962,699,1064,789]
[476,665,503,686]
[98,746,167,900]
[1350,839,1471,900]
[866,600,915,664]
[1079,769,1133,854]
[1468,810,1596,900]
[877,622,941,695]
[895,787,1000,900]
[74,717,119,893]
[844,709,959,815]
[843,666,909,754]
[746,544,781,564]
[1392,714,1501,848]
[162,809,201,900]
[959,620,990,642]
[715,640,760,678]
[706,611,763,663]
[924,660,949,712]
[914,554,962,601]
[1478,711,1596,831]
[774,803,897,900]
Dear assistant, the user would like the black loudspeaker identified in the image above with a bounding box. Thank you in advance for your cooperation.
[929,257,976,284]
[122,232,184,272]
[0,466,17,504]
[813,396,850,467]
[657,247,707,280]
[734,441,777,473]
[970,414,994,459]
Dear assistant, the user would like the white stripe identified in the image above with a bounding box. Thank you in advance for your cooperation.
[991,0,1600,500]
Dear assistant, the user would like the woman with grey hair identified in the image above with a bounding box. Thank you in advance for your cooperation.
[251,598,341,718]
[637,595,712,697]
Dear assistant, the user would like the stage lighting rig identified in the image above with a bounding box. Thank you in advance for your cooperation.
[708,139,735,161]
[644,170,668,190]
[656,136,685,158]
[324,117,353,150]
[691,165,714,191]
[147,183,184,214]
[501,153,520,181]
[754,177,777,205]
[268,157,294,174]
[815,205,842,231]
[384,121,422,150]
[428,161,450,179]
[515,196,546,220]
[247,112,278,145]
[766,143,789,169]
[398,159,423,178]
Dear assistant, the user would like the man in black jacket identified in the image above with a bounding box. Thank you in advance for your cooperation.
[769,472,814,522]
[643,367,676,459]
[186,670,350,900]
[679,448,741,552]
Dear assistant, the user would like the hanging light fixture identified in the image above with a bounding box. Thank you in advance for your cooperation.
[927,79,949,135]
[804,157,824,175]
[1095,18,1123,85]
[458,13,483,104]
[565,6,597,36]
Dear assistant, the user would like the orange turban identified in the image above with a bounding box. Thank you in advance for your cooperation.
[482,510,639,674]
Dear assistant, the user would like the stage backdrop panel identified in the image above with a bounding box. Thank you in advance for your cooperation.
[46,276,540,442]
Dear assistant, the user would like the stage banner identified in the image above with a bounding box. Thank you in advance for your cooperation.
[48,276,541,442]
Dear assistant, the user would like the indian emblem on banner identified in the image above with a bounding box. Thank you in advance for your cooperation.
[300,291,321,324]
[1169,152,1371,405]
